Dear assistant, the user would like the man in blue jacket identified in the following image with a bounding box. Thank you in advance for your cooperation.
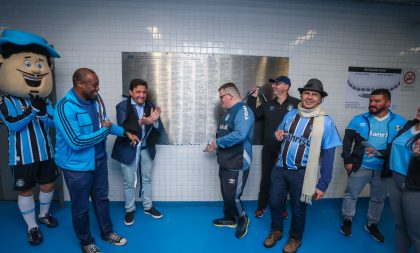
[54,68,138,253]
[111,78,163,226]
[340,88,406,243]
[204,82,255,239]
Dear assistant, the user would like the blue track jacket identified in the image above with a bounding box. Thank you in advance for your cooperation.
[216,102,254,170]
[341,110,406,172]
[54,89,125,171]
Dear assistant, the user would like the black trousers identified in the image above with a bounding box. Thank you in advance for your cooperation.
[257,146,279,209]
[219,168,249,219]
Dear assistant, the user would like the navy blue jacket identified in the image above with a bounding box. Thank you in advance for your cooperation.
[111,98,162,165]
[216,102,254,170]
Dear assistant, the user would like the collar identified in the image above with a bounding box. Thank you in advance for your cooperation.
[274,94,290,105]
[71,88,93,105]
[131,98,145,108]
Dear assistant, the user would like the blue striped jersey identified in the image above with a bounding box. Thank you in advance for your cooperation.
[276,109,342,170]
[0,95,54,166]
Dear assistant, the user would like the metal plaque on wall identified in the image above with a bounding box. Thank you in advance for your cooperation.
[122,52,289,145]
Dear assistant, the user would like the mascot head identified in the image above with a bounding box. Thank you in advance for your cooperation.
[0,29,60,98]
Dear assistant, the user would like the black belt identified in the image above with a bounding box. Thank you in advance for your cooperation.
[279,166,306,171]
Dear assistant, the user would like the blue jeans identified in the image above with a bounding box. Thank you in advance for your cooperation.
[341,167,388,224]
[62,157,112,245]
[121,148,154,211]
[270,167,307,240]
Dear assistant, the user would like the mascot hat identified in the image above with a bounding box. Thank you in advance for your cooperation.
[0,29,60,58]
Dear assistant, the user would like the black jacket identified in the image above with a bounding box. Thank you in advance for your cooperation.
[405,155,420,191]
[247,94,300,149]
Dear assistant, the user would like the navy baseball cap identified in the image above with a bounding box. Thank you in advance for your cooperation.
[0,29,60,58]
[269,76,291,86]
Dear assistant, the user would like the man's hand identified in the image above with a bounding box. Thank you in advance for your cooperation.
[365,147,377,157]
[139,107,162,126]
[126,131,140,146]
[203,140,217,152]
[312,189,324,201]
[138,117,146,126]
[101,119,111,129]
[250,86,259,98]
[150,107,161,122]
[344,163,353,174]
[141,116,154,125]
[274,130,288,141]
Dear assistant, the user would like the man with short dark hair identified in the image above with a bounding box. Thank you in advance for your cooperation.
[340,88,406,243]
[54,68,139,253]
[264,79,342,253]
[204,82,254,239]
[112,78,163,226]
[247,75,300,218]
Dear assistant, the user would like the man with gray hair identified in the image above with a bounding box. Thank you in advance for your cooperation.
[204,82,255,239]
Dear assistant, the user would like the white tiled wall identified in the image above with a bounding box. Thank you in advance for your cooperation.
[1,0,419,201]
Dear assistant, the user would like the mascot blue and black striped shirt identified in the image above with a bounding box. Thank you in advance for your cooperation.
[0,95,54,165]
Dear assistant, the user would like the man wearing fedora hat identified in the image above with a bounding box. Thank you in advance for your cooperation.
[0,29,61,246]
[264,79,342,253]
[247,76,300,219]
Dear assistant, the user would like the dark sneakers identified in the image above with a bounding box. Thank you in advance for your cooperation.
[81,243,100,253]
[263,230,283,248]
[235,214,250,239]
[39,213,58,228]
[28,227,43,246]
[283,237,302,253]
[365,223,385,242]
[102,232,128,246]
[340,218,352,236]
[124,211,134,226]
[254,208,265,218]
[144,207,163,219]
[213,217,237,228]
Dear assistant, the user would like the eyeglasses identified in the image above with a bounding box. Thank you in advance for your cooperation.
[219,94,232,100]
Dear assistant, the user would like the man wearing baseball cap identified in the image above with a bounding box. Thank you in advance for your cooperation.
[247,76,299,222]
[264,79,342,253]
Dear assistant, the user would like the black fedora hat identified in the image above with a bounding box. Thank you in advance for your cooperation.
[298,78,328,97]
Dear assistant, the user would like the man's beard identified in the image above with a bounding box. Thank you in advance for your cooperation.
[369,106,385,115]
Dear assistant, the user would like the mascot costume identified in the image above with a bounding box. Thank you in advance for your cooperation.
[0,29,60,246]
